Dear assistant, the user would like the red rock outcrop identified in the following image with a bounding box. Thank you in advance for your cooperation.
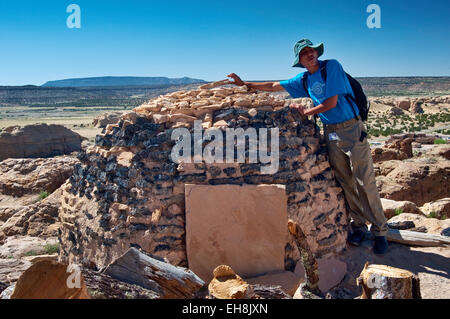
[376,159,450,206]
[0,157,78,241]
[0,124,85,161]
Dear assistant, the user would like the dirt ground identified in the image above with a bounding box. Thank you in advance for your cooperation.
[335,239,450,299]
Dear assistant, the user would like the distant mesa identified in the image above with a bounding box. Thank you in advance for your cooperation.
[41,76,206,88]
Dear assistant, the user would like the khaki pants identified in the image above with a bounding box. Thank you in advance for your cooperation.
[324,120,388,237]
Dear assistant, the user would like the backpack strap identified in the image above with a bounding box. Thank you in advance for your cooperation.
[301,72,309,97]
[320,60,328,82]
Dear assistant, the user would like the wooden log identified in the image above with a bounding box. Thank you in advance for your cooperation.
[287,219,323,299]
[249,284,292,299]
[208,265,252,299]
[387,228,450,247]
[82,268,159,299]
[357,263,421,299]
[103,247,205,299]
[207,265,292,299]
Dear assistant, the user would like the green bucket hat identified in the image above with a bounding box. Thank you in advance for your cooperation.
[292,39,324,68]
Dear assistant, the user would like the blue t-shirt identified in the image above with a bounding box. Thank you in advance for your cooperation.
[280,59,359,125]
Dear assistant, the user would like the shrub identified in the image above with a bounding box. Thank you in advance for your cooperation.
[24,250,38,257]
[44,243,60,254]
[394,208,404,216]
[427,211,438,219]
[39,191,49,200]
[434,138,447,145]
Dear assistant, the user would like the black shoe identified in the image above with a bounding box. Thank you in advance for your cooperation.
[373,236,388,255]
[348,229,366,246]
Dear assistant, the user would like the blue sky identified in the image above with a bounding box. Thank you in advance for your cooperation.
[0,0,449,85]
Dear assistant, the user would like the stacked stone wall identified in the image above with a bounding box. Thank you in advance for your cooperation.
[58,84,349,271]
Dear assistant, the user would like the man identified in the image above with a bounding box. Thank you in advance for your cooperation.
[227,38,388,254]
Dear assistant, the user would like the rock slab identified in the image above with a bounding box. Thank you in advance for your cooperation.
[0,124,85,161]
[185,184,287,283]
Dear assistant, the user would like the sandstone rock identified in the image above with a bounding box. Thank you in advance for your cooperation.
[0,124,85,161]
[0,157,76,240]
[185,184,287,283]
[386,134,436,145]
[244,271,301,296]
[199,79,231,90]
[386,137,413,158]
[423,144,450,160]
[0,259,32,284]
[208,265,251,299]
[389,106,404,116]
[374,160,403,176]
[387,213,450,235]
[381,98,396,107]
[248,108,258,117]
[92,112,124,128]
[213,120,228,128]
[376,159,450,206]
[380,198,424,219]
[0,189,63,240]
[371,147,408,163]
[0,194,39,231]
[0,236,58,259]
[420,198,450,219]
[411,100,424,114]
[397,99,411,111]
[294,257,347,294]
[121,112,140,124]
[372,138,416,165]
[152,113,170,124]
[0,157,78,197]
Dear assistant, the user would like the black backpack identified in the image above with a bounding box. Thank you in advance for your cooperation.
[301,60,370,121]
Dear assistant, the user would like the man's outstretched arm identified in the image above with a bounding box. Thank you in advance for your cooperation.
[227,73,285,92]
[291,95,338,116]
